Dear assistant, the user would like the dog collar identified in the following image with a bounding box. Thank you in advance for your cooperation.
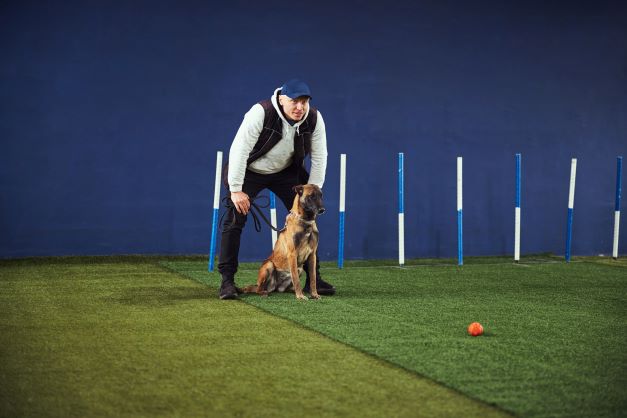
[289,211,315,225]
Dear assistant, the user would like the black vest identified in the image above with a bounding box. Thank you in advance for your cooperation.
[224,99,317,189]
[246,99,318,170]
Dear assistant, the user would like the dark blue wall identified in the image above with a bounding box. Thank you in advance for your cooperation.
[1,1,626,260]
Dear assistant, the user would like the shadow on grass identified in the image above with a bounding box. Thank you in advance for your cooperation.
[0,254,207,266]
[107,286,215,306]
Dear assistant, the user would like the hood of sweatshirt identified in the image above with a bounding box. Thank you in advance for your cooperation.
[271,87,311,133]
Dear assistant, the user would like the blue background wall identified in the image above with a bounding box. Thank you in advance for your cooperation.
[1,1,626,260]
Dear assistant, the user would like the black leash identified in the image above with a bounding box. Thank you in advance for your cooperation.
[219,195,284,233]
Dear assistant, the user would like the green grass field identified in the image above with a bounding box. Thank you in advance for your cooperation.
[1,255,626,417]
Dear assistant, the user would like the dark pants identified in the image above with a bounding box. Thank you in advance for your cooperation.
[218,165,321,282]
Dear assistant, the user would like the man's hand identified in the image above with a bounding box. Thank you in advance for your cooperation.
[230,191,250,215]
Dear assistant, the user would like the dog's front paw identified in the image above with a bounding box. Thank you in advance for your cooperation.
[311,293,321,300]
[296,293,309,301]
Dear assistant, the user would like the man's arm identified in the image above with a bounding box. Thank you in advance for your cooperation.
[308,111,328,188]
[227,104,264,214]
[228,104,264,192]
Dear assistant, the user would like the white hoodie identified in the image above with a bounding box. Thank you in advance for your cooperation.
[227,87,328,192]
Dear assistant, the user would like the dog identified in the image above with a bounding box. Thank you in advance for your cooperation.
[242,184,325,300]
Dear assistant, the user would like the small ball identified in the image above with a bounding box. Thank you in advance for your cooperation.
[467,322,484,336]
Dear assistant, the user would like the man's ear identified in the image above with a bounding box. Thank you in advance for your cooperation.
[292,185,304,196]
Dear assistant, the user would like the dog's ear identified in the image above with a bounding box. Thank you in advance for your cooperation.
[292,185,304,196]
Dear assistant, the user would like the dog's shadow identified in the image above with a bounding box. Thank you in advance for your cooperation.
[107,286,214,306]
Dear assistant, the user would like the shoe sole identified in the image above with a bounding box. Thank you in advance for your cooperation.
[219,293,239,300]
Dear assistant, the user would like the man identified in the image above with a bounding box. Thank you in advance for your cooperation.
[218,79,335,300]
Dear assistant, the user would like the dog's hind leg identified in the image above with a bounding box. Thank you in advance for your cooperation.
[256,261,274,297]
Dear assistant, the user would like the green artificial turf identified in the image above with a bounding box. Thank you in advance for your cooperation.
[166,255,627,418]
[0,257,509,418]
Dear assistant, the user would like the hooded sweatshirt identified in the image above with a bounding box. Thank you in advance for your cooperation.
[227,87,328,193]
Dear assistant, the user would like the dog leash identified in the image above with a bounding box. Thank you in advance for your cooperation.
[220,195,284,233]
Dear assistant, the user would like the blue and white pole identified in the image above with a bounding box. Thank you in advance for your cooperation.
[398,152,405,266]
[338,154,347,269]
[613,156,623,259]
[208,151,223,272]
[565,158,577,262]
[270,192,278,249]
[457,157,463,266]
[514,153,522,262]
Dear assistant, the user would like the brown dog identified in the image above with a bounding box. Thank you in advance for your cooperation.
[242,184,325,300]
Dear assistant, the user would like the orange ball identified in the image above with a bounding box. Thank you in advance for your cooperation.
[467,322,484,336]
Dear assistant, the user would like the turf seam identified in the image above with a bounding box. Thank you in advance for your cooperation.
[158,261,518,418]
[580,259,627,269]
[161,257,627,417]
[242,297,518,418]
[166,259,584,274]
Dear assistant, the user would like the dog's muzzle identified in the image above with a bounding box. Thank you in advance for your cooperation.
[304,206,325,215]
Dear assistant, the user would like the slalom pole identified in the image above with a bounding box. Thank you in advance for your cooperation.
[208,151,223,271]
[270,192,278,249]
[565,158,577,262]
[613,156,623,259]
[338,154,347,269]
[457,157,463,266]
[398,152,405,266]
[514,153,522,262]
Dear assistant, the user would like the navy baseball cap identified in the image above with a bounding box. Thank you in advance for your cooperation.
[280,79,312,99]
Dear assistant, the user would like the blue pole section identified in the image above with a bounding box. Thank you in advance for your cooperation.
[457,211,463,265]
[515,154,521,208]
[565,208,574,261]
[615,157,623,212]
[399,153,404,214]
[338,212,345,268]
[208,208,219,271]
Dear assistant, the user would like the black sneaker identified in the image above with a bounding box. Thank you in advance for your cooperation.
[219,277,239,300]
[303,276,336,296]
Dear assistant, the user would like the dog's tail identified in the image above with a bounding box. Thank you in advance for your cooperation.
[240,284,258,293]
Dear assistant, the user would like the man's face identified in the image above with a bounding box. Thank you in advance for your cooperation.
[279,95,310,121]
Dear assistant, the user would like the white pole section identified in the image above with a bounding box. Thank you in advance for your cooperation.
[565,158,577,262]
[613,156,622,259]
